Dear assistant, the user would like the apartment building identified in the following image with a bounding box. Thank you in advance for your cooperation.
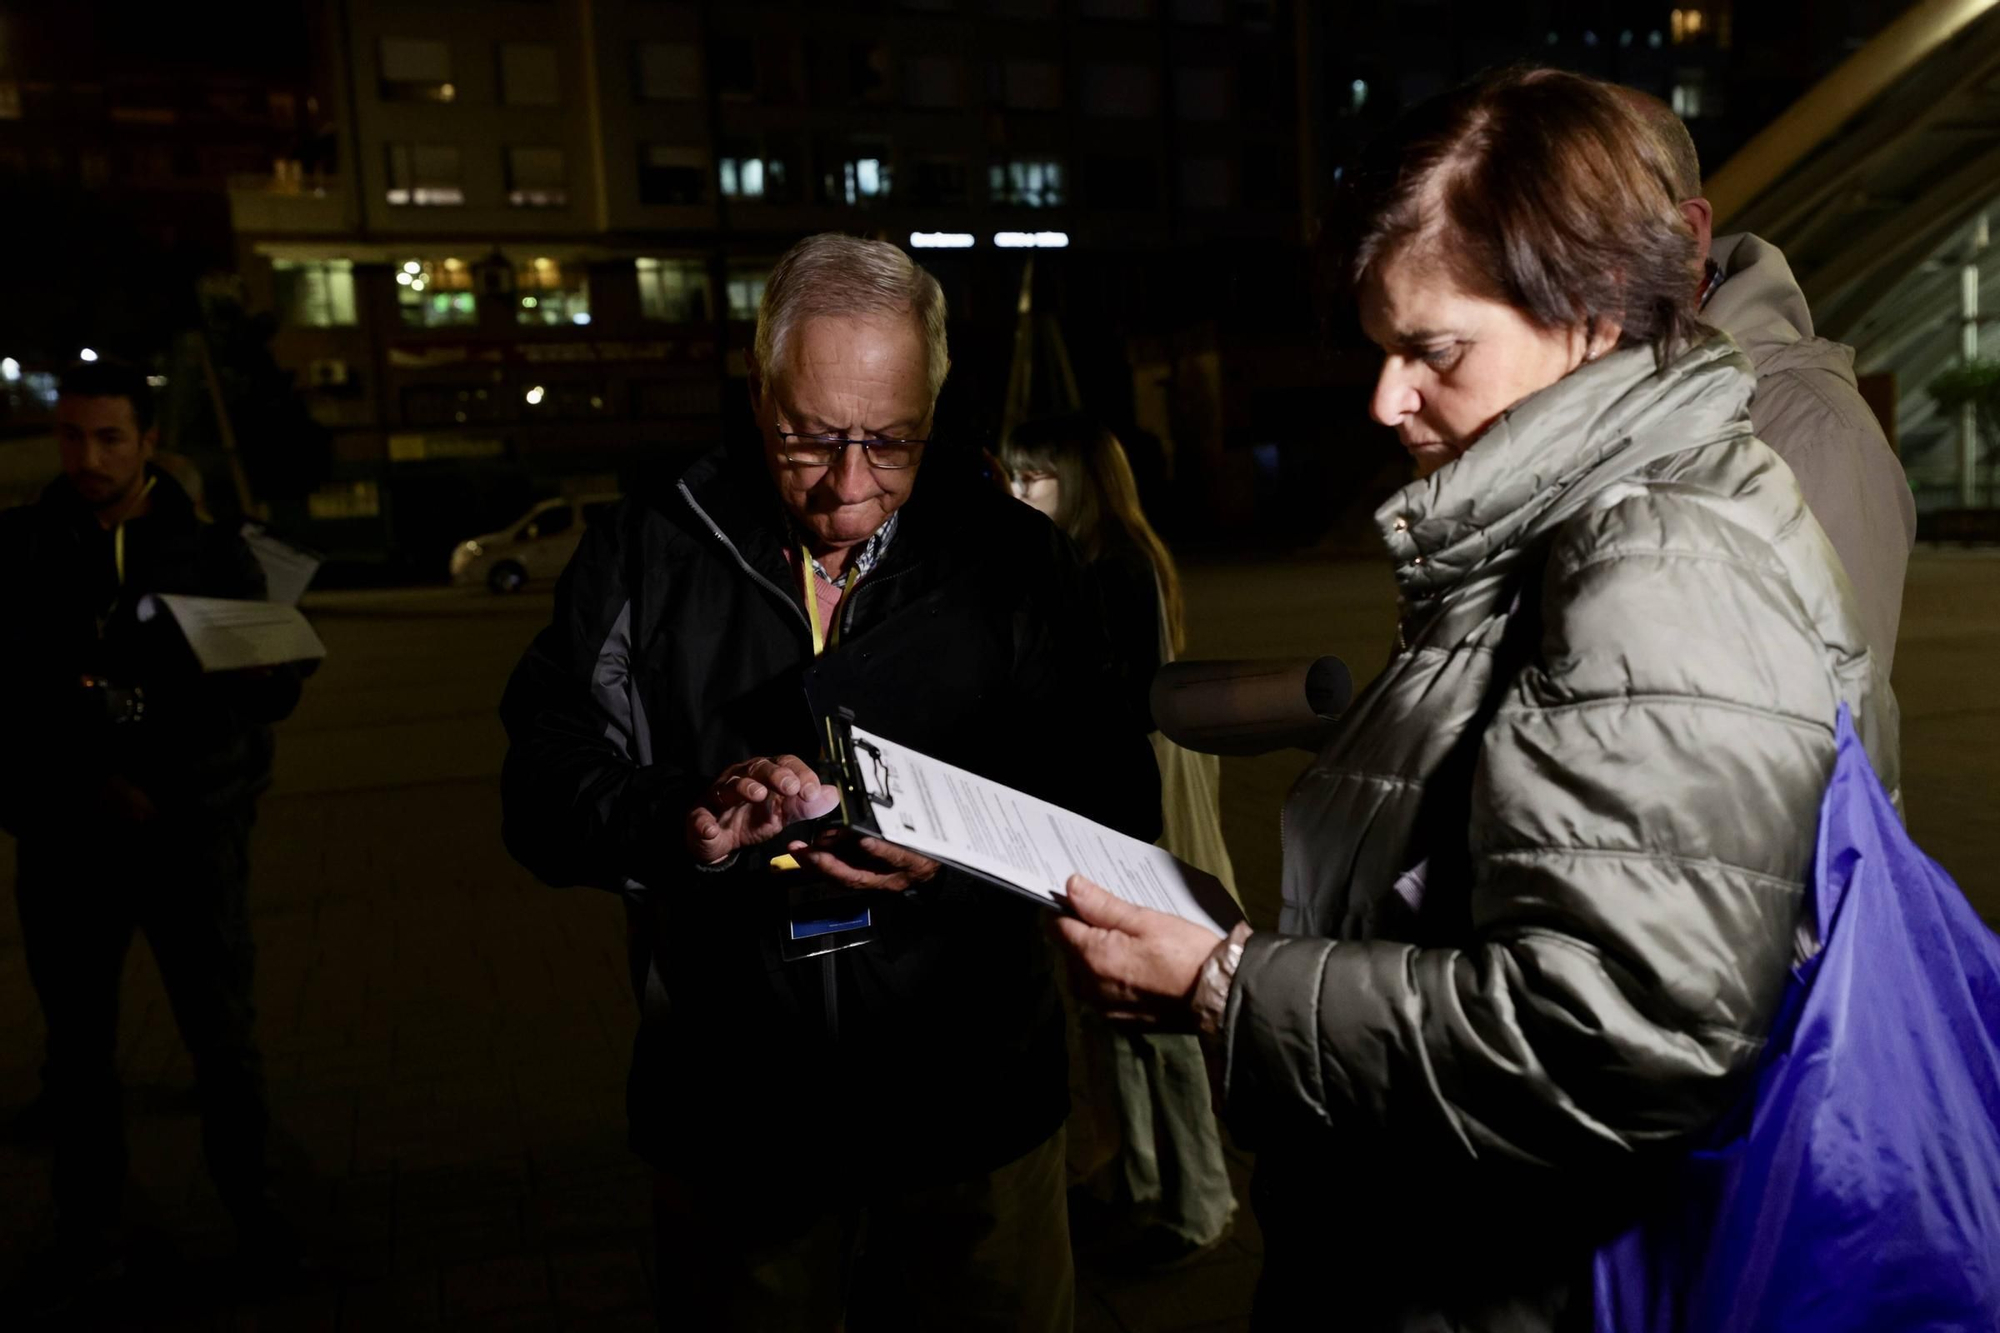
[228,0,1311,568]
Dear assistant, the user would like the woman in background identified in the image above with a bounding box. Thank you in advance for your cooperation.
[1001,415,1238,1268]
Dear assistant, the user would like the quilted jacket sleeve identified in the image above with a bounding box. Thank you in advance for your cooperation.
[1222,491,1842,1169]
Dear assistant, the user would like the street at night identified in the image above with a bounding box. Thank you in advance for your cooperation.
[3,548,1995,1330]
[5,0,2000,1326]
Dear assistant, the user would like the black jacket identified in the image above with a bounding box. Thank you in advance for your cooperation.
[500,443,1160,1188]
[0,468,301,834]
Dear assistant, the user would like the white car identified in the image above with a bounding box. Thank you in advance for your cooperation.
[450,493,620,593]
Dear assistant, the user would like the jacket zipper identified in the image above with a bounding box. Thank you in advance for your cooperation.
[677,481,812,635]
[682,479,851,1042]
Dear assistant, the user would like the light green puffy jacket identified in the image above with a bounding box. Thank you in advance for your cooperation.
[1223,336,1897,1331]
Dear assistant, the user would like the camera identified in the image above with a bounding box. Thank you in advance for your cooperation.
[79,675,146,726]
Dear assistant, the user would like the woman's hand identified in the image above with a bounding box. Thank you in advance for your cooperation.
[1053,874,1223,1030]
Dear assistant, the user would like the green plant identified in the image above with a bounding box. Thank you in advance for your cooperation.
[1928,358,2000,452]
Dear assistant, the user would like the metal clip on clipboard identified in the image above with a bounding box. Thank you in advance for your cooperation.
[775,712,881,963]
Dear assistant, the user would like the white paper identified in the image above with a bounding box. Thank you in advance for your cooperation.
[849,725,1244,936]
[241,525,322,606]
[154,594,327,672]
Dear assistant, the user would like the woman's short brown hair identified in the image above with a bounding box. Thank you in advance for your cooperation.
[1325,66,1706,360]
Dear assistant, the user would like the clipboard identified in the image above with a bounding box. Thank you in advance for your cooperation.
[819,712,1244,935]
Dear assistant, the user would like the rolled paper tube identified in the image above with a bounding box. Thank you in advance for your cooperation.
[1148,656,1353,756]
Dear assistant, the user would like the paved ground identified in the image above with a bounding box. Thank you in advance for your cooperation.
[0,548,1993,1330]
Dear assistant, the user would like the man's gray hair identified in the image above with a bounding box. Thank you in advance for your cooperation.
[1619,86,1703,201]
[754,233,951,405]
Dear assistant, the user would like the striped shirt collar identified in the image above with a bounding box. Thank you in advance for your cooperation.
[1697,258,1724,310]
[796,510,900,590]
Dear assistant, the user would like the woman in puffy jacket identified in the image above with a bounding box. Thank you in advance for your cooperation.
[1052,66,1897,1332]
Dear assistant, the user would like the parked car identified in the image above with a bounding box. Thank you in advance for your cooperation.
[450,494,620,592]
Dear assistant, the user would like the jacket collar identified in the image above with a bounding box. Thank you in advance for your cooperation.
[1374,335,1756,609]
[39,463,196,534]
[675,441,992,589]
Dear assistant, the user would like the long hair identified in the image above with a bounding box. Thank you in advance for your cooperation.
[1000,415,1186,656]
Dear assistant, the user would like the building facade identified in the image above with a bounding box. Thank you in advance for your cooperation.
[230,0,1318,572]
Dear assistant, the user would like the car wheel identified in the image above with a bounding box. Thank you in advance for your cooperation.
[488,561,527,594]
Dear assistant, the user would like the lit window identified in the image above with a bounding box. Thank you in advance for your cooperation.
[726,267,769,321]
[273,259,358,327]
[639,144,709,206]
[506,146,569,208]
[385,143,464,206]
[989,159,1064,208]
[720,155,788,200]
[396,258,478,329]
[637,257,713,323]
[499,43,560,107]
[380,38,455,103]
[829,156,891,206]
[1671,79,1713,119]
[635,43,701,101]
[308,480,381,521]
[1349,79,1368,114]
[1670,8,1706,44]
[516,257,590,327]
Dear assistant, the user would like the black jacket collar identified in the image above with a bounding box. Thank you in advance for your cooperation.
[672,441,1006,593]
[38,464,199,539]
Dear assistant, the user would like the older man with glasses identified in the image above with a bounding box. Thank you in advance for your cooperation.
[502,233,1158,1332]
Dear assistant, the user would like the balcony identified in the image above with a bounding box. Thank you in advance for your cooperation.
[229,164,353,235]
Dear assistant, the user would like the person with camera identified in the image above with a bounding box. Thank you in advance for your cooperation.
[0,359,305,1298]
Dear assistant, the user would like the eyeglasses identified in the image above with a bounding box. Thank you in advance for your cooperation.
[777,432,931,471]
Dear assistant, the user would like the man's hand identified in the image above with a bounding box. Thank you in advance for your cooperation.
[787,827,942,892]
[685,755,841,865]
[1052,875,1222,1030]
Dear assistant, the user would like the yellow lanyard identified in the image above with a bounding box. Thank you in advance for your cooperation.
[112,476,158,587]
[800,543,863,657]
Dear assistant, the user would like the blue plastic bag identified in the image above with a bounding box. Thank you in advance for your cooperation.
[1594,707,2000,1333]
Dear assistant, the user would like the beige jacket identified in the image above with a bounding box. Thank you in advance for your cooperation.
[1706,232,1916,676]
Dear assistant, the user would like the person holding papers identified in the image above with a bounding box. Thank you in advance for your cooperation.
[501,234,1157,1332]
[0,359,306,1300]
[1050,70,1897,1332]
